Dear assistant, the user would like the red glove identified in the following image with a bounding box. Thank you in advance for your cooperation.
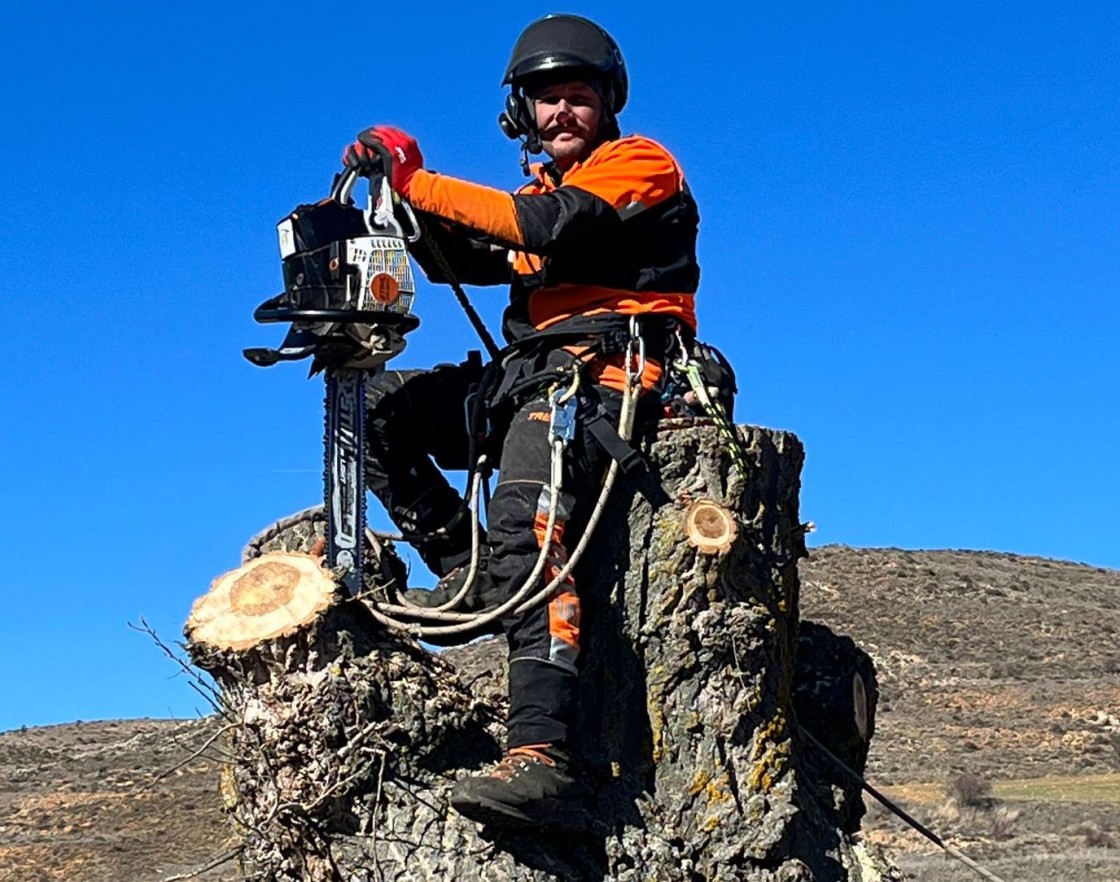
[342,125,423,198]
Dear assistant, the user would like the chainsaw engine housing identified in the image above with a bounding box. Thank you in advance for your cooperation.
[276,199,416,318]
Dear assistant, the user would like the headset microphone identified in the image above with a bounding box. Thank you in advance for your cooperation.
[499,90,542,175]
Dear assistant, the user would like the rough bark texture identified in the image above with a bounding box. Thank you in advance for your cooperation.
[186,420,903,881]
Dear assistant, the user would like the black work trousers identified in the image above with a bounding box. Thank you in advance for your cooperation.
[365,354,624,748]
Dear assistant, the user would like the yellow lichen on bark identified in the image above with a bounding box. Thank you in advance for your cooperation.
[747,709,792,793]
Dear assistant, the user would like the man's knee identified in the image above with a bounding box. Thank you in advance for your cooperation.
[365,369,422,437]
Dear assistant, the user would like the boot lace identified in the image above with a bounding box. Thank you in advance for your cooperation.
[489,743,555,780]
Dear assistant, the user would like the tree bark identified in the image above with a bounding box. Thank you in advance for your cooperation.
[187,420,902,881]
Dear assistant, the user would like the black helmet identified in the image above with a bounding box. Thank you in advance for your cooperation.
[502,14,628,113]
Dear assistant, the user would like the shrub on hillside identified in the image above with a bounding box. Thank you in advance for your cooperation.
[945,772,992,808]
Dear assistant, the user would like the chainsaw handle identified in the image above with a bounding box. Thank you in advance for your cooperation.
[330,166,381,207]
[330,167,420,243]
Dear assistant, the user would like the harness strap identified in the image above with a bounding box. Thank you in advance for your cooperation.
[508,313,682,361]
[477,314,684,478]
[491,314,681,405]
[581,401,646,475]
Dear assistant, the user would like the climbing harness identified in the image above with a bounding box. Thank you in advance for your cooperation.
[368,319,645,638]
[380,309,667,571]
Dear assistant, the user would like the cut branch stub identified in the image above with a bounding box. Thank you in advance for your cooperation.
[853,671,870,742]
[186,552,338,651]
[684,497,738,554]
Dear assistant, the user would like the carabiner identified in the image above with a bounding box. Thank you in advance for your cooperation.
[674,326,691,366]
[625,316,646,386]
[555,368,581,405]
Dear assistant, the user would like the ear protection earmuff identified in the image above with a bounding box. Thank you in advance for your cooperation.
[497,91,542,155]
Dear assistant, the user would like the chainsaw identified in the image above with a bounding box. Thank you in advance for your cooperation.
[244,166,421,595]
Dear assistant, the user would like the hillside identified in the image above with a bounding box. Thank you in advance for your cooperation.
[800,546,1120,880]
[1,546,1117,881]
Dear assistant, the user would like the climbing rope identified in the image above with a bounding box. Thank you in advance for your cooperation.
[361,311,645,638]
[417,217,502,360]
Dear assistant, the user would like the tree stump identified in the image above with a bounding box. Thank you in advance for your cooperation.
[186,420,902,881]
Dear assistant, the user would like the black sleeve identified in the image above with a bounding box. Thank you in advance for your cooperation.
[407,209,512,287]
[510,186,623,255]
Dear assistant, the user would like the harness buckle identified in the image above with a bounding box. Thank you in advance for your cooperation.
[596,328,629,356]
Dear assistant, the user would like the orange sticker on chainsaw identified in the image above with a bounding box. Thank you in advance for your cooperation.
[369,273,400,305]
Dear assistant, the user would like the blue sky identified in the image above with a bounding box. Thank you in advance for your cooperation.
[2,2,1116,730]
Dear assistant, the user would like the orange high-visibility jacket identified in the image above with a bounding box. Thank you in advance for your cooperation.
[406,135,700,346]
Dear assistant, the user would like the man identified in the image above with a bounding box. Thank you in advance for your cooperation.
[342,13,700,828]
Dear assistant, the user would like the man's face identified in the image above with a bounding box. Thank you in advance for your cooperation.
[532,81,604,169]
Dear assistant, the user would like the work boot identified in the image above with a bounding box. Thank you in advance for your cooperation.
[449,744,589,830]
[363,531,410,601]
[401,548,503,613]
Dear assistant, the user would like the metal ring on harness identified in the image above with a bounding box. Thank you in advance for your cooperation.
[555,369,581,405]
[625,315,646,383]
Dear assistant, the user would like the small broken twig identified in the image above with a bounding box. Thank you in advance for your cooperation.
[137,722,235,793]
[130,617,223,708]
